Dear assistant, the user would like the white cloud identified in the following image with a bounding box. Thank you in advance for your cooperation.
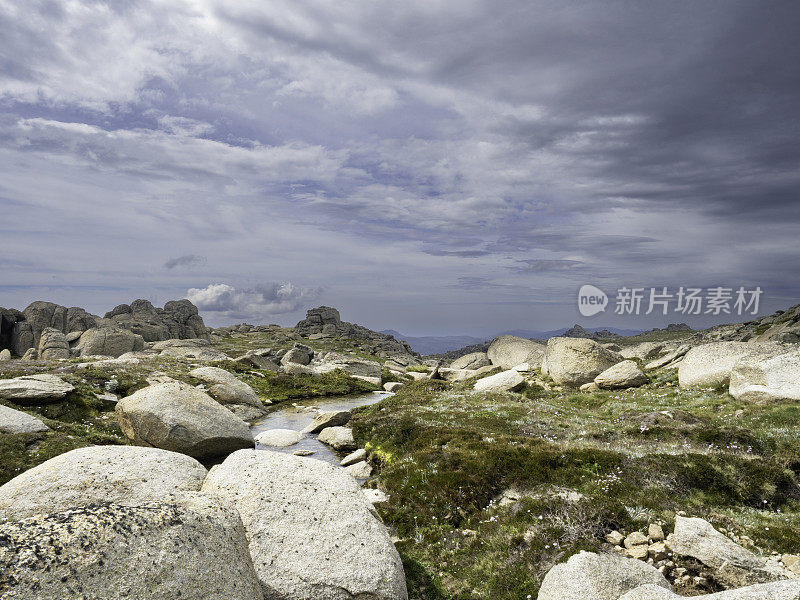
[187,282,322,319]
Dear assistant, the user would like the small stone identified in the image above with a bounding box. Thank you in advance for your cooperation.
[625,531,649,549]
[363,489,388,505]
[606,530,626,546]
[344,460,373,479]
[626,545,649,560]
[0,349,11,361]
[648,542,668,561]
[293,449,315,456]
[340,448,367,467]
[782,554,800,575]
[302,410,351,434]
[648,523,665,542]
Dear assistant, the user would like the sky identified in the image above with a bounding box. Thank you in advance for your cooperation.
[1,1,799,336]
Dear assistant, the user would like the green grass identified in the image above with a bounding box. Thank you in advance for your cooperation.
[210,328,390,363]
[241,369,379,402]
[0,387,126,486]
[351,380,800,599]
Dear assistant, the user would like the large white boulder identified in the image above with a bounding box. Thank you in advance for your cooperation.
[538,551,671,600]
[542,337,623,387]
[189,366,268,420]
[729,349,800,403]
[620,342,667,361]
[0,404,49,434]
[0,445,207,521]
[0,374,74,404]
[116,382,253,459]
[677,342,784,388]
[594,360,649,389]
[450,352,491,370]
[201,449,408,600]
[473,369,525,393]
[487,336,545,369]
[0,494,264,600]
[619,581,800,600]
[667,516,782,588]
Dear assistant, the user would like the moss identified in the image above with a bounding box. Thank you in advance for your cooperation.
[351,380,800,599]
[242,368,378,403]
[0,424,125,486]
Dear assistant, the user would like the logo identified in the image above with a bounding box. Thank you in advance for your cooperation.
[578,285,608,317]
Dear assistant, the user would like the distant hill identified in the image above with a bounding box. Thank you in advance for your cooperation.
[380,330,487,355]
[382,325,644,355]
[500,326,643,340]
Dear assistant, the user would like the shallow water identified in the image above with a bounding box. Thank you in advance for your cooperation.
[249,390,391,466]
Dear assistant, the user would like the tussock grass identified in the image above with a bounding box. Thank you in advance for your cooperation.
[352,380,800,599]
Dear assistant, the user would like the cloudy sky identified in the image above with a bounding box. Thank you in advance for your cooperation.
[1,1,799,335]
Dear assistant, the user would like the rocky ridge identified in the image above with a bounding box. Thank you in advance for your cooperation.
[0,298,209,360]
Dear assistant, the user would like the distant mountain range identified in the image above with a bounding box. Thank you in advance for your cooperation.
[380,326,644,355]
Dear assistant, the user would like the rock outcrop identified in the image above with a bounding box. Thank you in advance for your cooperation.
[201,449,407,600]
[103,298,208,341]
[37,327,70,360]
[542,337,623,387]
[0,494,264,600]
[698,304,800,344]
[75,326,145,357]
[115,382,254,459]
[295,306,416,359]
[0,445,207,521]
[1,298,208,356]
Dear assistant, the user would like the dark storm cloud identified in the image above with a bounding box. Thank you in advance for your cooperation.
[1,1,799,330]
[163,254,206,269]
[510,259,584,274]
[423,249,490,258]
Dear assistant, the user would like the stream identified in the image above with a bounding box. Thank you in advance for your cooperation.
[249,390,392,466]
